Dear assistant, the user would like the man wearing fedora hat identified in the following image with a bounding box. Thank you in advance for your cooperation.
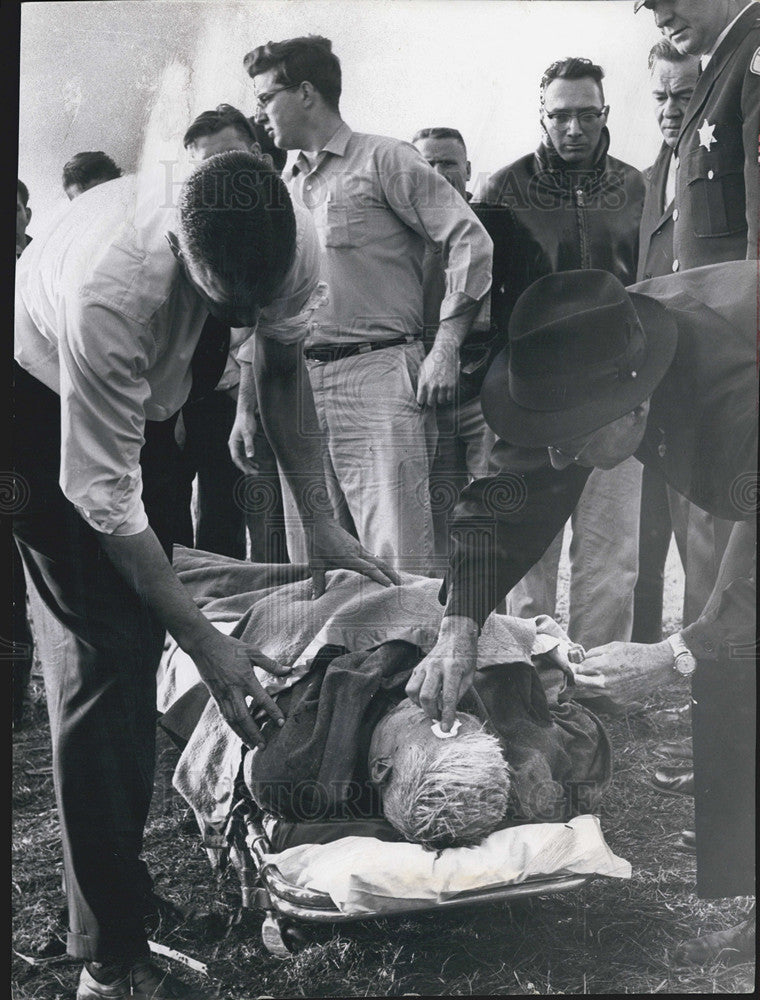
[407,260,756,963]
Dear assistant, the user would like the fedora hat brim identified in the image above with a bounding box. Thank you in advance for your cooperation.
[480,291,678,447]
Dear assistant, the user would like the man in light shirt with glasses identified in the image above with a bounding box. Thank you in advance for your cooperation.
[245,35,493,577]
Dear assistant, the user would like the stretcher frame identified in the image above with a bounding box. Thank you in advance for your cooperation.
[228,806,592,957]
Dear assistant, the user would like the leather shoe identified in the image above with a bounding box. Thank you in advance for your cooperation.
[653,737,693,761]
[77,959,208,999]
[651,765,694,798]
[673,828,696,853]
[672,908,755,965]
[651,702,690,724]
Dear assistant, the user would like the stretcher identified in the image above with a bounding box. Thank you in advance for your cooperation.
[223,797,593,958]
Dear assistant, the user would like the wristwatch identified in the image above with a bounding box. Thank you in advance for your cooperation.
[666,633,697,677]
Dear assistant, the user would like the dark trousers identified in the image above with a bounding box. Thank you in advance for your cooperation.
[12,542,34,725]
[693,655,756,898]
[175,390,287,563]
[13,362,179,961]
[633,465,735,643]
[632,464,673,643]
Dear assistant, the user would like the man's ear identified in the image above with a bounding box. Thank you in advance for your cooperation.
[632,398,651,422]
[370,757,393,786]
[466,160,471,183]
[25,206,32,224]
[165,230,181,260]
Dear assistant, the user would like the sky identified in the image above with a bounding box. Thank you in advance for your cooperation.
[19,0,666,233]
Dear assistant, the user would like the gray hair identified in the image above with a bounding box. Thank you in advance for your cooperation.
[381,727,511,851]
[648,38,695,71]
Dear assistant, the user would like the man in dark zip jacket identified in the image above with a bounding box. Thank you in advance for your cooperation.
[477,57,646,659]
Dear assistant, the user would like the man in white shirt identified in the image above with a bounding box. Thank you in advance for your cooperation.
[14,152,396,1000]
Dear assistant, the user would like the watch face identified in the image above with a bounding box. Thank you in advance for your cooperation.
[674,657,696,677]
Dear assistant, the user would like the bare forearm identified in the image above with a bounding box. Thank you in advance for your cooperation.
[98,527,217,653]
[252,337,330,520]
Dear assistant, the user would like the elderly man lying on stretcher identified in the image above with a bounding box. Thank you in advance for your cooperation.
[159,548,613,856]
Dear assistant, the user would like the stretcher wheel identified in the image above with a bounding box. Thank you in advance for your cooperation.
[261,912,297,958]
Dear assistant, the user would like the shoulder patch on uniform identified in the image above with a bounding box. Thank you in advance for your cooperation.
[751,47,760,75]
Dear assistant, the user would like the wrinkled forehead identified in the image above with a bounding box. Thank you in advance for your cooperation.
[650,56,700,90]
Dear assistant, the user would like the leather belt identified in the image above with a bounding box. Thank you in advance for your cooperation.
[303,336,416,363]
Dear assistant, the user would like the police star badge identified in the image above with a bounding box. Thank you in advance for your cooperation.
[698,119,716,151]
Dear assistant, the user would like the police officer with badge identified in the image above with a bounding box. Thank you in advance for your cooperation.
[635,0,760,268]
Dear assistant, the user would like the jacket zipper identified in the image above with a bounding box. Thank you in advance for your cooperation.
[574,187,590,268]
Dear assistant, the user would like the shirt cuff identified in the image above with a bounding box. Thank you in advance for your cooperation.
[68,468,149,536]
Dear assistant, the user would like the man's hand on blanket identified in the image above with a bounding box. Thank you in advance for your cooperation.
[191,629,290,749]
[229,407,260,475]
[306,516,401,597]
[574,640,673,706]
[405,615,480,732]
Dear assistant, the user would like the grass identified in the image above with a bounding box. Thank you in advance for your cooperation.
[12,536,756,997]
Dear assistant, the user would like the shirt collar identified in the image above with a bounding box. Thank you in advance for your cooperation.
[291,121,353,177]
[700,5,748,70]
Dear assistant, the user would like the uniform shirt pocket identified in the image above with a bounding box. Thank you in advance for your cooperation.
[683,144,746,238]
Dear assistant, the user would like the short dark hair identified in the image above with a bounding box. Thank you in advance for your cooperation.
[244,35,342,111]
[178,150,296,309]
[183,104,257,150]
[411,127,467,154]
[62,151,122,191]
[647,38,695,71]
[540,57,605,105]
[247,117,288,173]
[17,179,29,206]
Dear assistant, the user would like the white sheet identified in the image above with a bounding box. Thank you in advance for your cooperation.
[259,814,630,915]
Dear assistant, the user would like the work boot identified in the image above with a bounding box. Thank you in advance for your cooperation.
[672,907,756,965]
[77,959,208,999]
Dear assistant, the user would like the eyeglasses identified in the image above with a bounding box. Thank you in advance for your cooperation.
[547,424,606,464]
[543,107,608,128]
[254,83,299,111]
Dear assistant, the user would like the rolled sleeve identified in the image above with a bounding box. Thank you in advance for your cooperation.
[58,298,156,535]
[377,143,493,316]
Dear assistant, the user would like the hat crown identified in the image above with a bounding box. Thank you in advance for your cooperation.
[507,270,647,412]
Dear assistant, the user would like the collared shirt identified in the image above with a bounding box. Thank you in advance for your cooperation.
[700,4,751,69]
[15,174,321,536]
[664,152,676,209]
[287,122,492,346]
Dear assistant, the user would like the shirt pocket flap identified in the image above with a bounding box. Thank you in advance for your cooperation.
[682,144,746,238]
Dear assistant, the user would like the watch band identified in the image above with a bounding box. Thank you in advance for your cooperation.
[666,633,697,677]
